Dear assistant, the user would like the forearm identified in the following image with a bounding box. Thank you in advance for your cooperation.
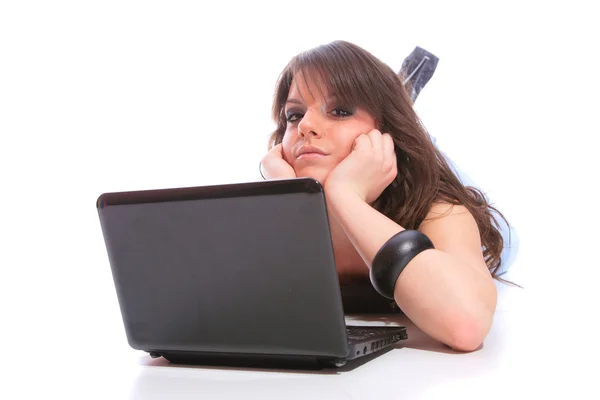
[326,192,405,264]
[326,190,496,351]
[392,249,496,351]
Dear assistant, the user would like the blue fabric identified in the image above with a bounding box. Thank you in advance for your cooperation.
[430,136,519,275]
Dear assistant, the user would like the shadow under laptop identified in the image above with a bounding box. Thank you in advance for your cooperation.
[130,362,368,400]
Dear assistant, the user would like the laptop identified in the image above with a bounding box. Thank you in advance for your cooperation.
[96,178,407,368]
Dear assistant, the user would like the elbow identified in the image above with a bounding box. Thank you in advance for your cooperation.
[447,281,497,352]
[446,313,493,352]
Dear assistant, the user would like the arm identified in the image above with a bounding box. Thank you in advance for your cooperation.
[326,190,497,352]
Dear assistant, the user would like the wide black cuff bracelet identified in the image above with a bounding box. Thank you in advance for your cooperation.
[370,230,435,300]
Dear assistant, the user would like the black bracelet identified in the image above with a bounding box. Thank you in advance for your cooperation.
[370,230,435,300]
[259,161,266,180]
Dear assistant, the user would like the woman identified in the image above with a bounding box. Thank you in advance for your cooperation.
[259,40,515,352]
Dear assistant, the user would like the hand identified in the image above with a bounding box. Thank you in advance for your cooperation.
[259,143,297,180]
[324,130,397,203]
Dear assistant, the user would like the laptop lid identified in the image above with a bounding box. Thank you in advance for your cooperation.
[97,178,350,359]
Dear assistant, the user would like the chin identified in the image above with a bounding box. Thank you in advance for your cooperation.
[294,168,329,186]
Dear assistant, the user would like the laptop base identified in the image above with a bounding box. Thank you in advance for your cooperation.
[147,324,407,369]
[148,350,348,370]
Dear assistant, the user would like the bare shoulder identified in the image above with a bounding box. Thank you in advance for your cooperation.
[419,202,476,231]
[418,202,488,273]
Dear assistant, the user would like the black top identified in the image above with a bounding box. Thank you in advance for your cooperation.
[340,279,402,314]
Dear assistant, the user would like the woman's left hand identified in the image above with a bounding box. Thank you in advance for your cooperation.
[324,129,398,204]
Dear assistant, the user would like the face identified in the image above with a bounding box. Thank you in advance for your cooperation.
[281,74,377,184]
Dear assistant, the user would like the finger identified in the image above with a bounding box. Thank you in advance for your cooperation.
[269,143,290,164]
[269,143,284,157]
[391,149,398,176]
[352,134,370,152]
[382,133,395,167]
[367,129,383,160]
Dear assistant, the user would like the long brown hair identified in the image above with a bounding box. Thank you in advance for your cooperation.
[268,40,511,282]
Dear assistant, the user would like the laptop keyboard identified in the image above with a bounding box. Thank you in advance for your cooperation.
[346,326,406,341]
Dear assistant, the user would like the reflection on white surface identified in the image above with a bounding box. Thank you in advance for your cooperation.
[131,368,349,400]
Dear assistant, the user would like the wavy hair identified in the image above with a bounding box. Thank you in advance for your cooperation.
[268,40,512,282]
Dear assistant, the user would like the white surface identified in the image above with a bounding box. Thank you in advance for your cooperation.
[1,1,599,399]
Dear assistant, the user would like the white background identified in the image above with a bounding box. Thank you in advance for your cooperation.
[1,1,599,398]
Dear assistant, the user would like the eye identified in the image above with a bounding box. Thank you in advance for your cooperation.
[285,109,304,123]
[330,108,353,118]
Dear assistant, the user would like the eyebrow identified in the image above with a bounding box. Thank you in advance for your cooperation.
[285,96,339,107]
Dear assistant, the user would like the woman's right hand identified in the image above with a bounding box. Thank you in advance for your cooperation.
[259,143,297,180]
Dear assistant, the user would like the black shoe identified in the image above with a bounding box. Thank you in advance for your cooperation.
[399,46,439,102]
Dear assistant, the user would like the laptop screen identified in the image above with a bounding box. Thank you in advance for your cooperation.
[98,179,349,357]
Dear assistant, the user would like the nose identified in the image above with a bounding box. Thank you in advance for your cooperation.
[297,110,324,139]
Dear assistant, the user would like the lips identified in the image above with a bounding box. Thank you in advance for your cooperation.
[296,145,328,159]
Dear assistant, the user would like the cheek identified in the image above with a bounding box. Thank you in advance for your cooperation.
[336,131,361,156]
[344,121,374,147]
[281,131,295,162]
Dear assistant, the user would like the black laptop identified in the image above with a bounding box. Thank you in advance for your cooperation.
[96,178,407,368]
